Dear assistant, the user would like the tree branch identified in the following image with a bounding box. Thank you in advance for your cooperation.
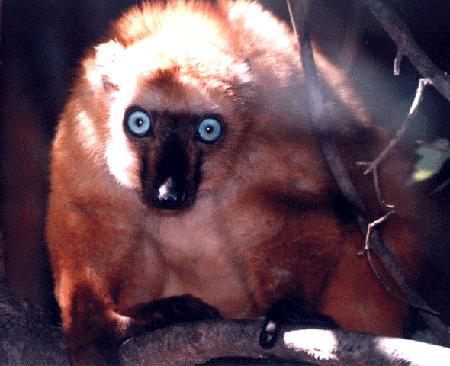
[1,232,449,364]
[286,0,450,347]
[362,0,450,102]
[360,78,431,175]
[0,232,70,365]
[120,320,450,366]
[338,0,362,75]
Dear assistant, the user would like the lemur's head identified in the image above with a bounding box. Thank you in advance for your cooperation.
[80,2,259,210]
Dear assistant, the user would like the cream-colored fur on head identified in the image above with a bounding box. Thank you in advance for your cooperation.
[83,3,264,189]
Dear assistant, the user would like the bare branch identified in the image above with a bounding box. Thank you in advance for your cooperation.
[433,178,450,194]
[364,211,396,252]
[362,78,431,175]
[360,212,439,315]
[338,1,362,75]
[356,162,394,209]
[416,140,450,154]
[286,0,367,214]
[286,0,450,346]
[393,48,404,76]
[362,0,450,102]
[119,320,450,366]
[0,232,70,365]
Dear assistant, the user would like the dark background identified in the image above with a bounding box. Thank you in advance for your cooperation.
[1,0,449,324]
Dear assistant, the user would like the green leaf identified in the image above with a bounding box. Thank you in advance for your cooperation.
[413,139,450,182]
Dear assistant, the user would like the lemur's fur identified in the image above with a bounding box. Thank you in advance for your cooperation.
[47,1,422,363]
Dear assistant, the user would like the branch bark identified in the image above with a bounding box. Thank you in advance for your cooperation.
[120,320,450,366]
[362,0,450,102]
[0,232,69,365]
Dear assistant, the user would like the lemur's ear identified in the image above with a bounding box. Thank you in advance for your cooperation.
[87,40,125,93]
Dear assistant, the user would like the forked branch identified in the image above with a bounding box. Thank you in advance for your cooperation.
[361,78,432,175]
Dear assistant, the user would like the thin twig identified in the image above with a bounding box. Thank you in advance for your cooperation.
[356,162,395,209]
[364,211,396,251]
[364,250,440,316]
[432,178,450,194]
[362,0,450,102]
[416,139,450,154]
[361,212,440,315]
[393,48,404,76]
[361,78,431,175]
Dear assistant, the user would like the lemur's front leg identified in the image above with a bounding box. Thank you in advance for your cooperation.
[57,276,142,365]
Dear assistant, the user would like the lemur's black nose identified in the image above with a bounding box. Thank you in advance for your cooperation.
[152,177,188,210]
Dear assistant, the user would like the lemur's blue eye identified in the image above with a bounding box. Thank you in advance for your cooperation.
[125,109,152,137]
[196,117,222,143]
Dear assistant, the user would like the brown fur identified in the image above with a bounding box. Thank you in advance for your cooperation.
[46,1,423,363]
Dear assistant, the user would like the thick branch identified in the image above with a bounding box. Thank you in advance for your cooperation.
[287,0,367,214]
[0,232,69,365]
[1,232,449,364]
[120,320,450,366]
[362,0,450,102]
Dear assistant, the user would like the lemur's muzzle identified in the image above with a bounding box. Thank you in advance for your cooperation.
[141,133,197,210]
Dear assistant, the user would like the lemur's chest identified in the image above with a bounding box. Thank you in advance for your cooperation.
[120,195,258,318]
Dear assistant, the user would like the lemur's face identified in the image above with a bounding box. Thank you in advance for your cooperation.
[85,38,253,210]
[123,106,227,210]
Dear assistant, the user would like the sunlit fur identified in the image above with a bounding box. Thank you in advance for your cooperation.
[46,1,422,363]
